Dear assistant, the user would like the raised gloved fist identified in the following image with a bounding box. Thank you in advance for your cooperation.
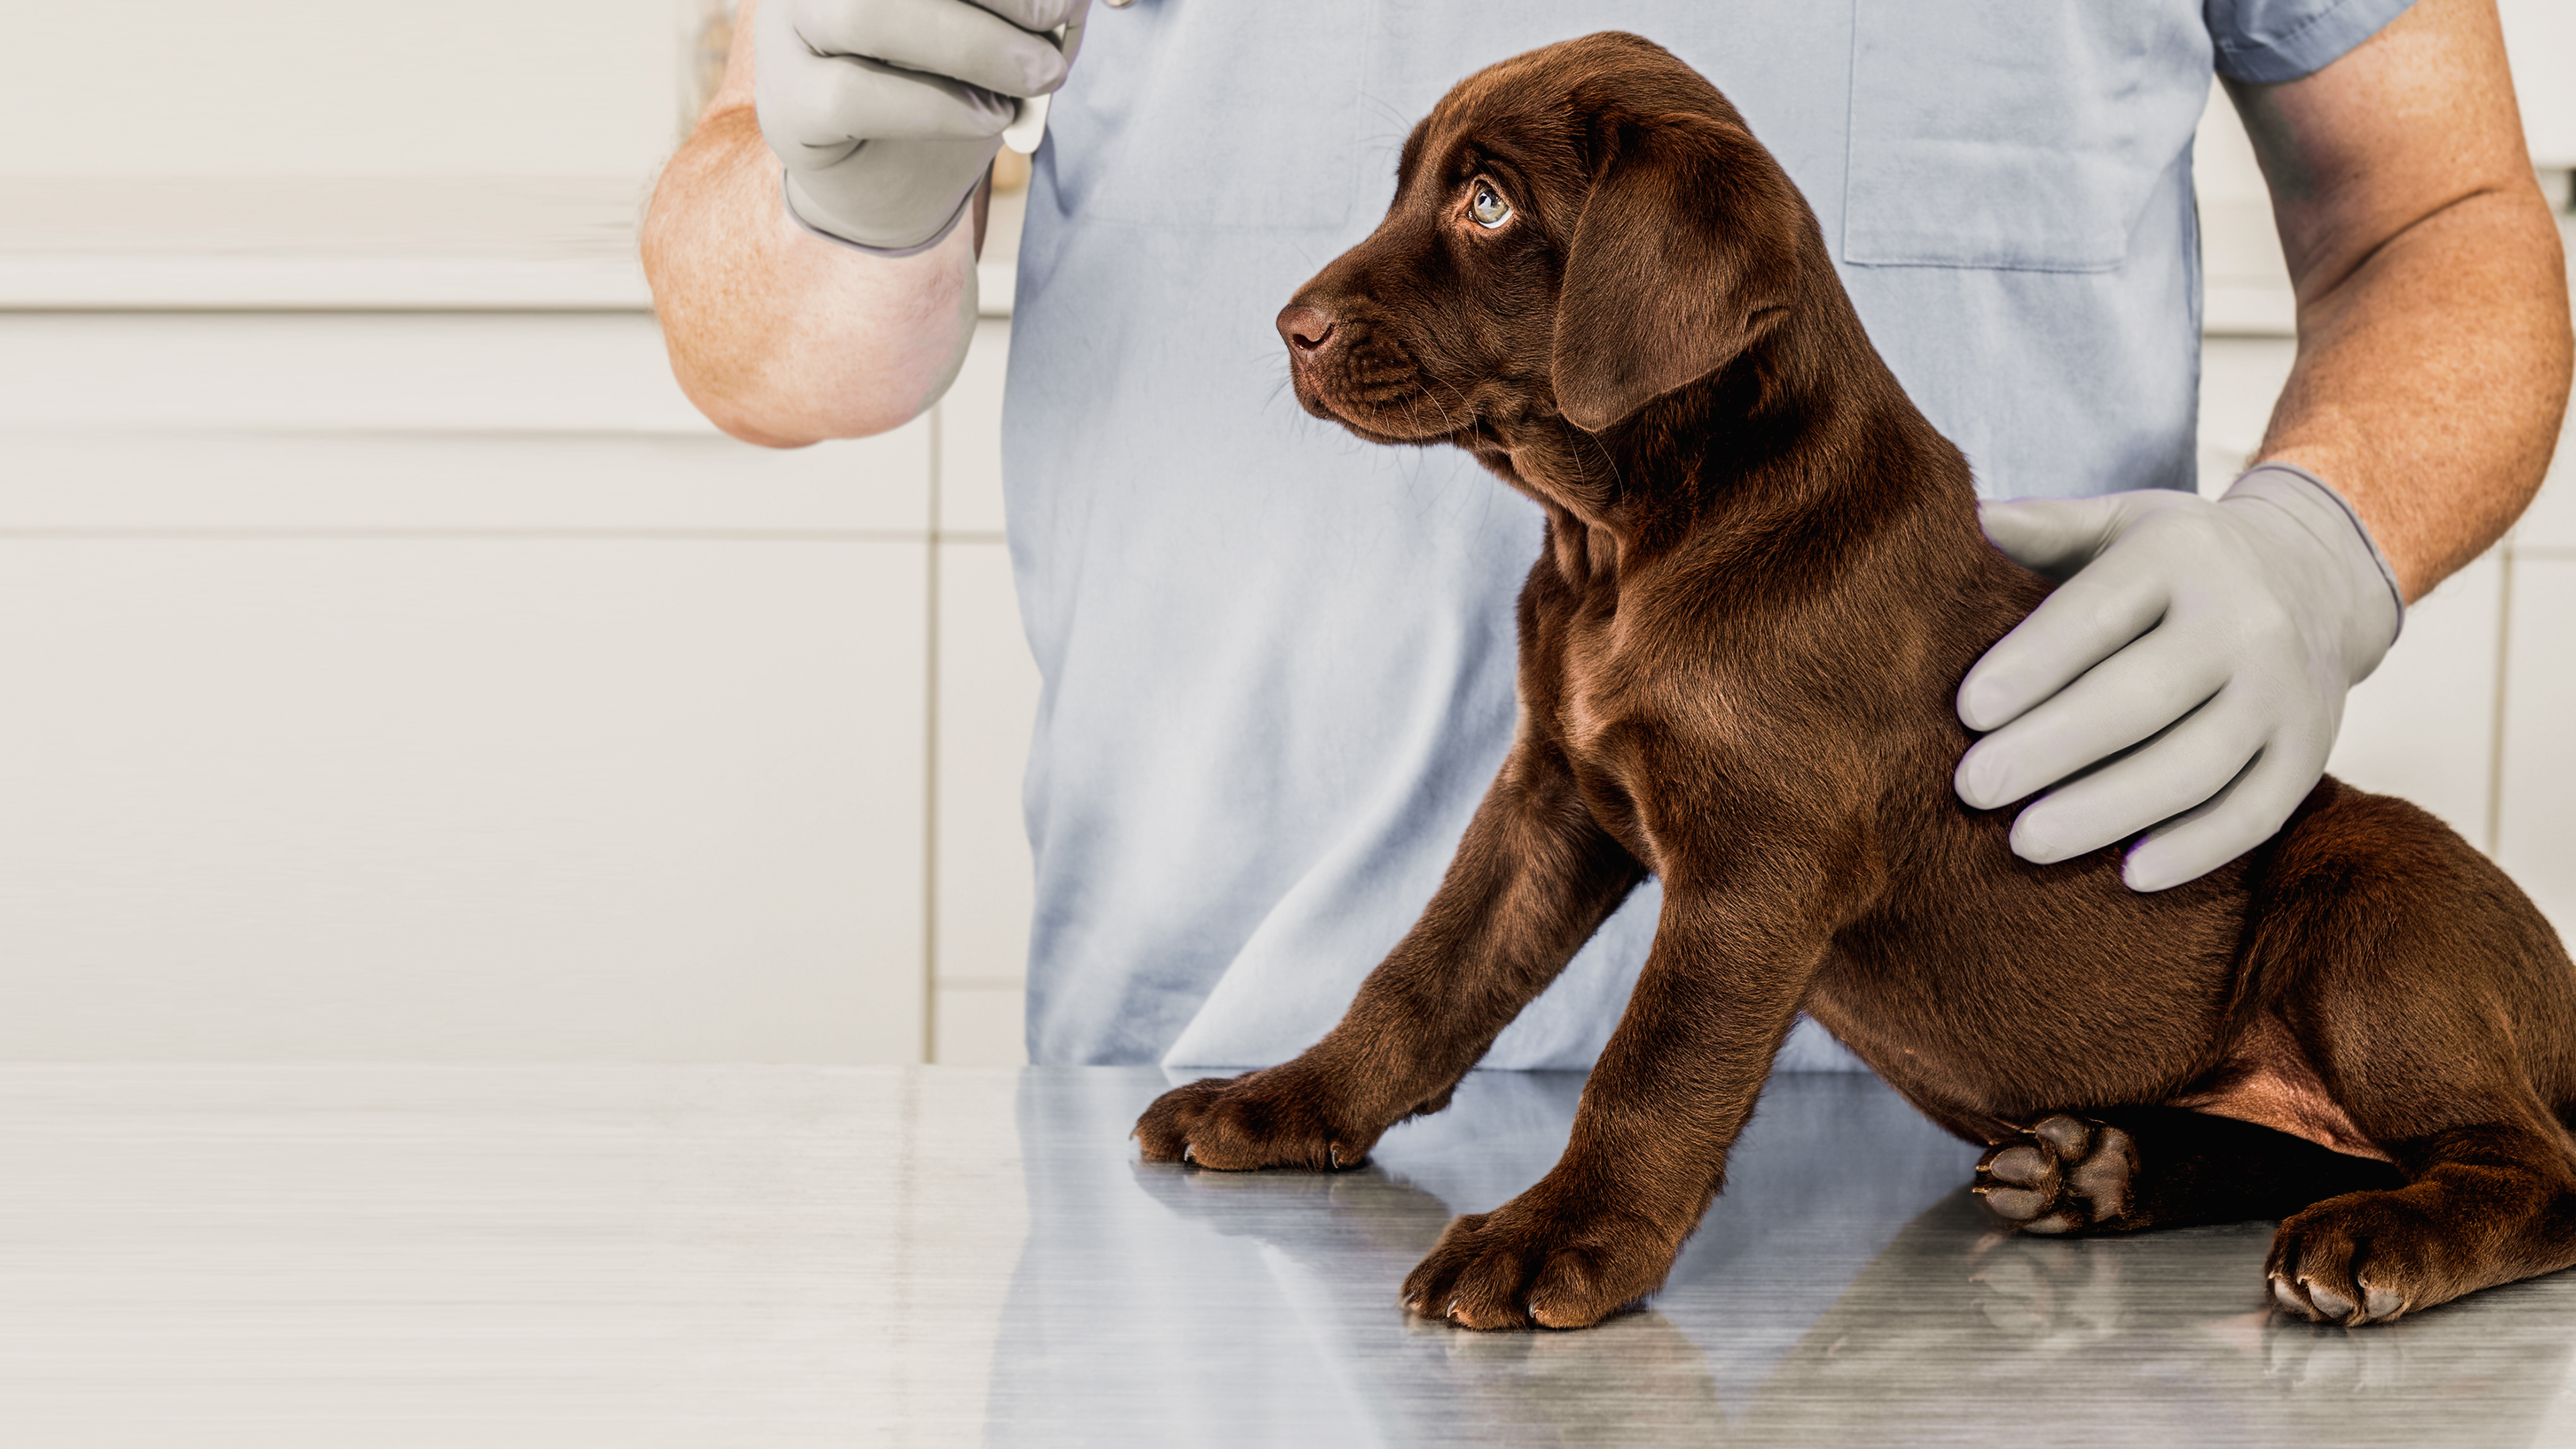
[755,0,1089,254]
[1954,464,2406,892]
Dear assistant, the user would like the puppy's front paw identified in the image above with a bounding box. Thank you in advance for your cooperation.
[1974,1114,2138,1235]
[1400,1184,1675,1331]
[1132,1063,1377,1171]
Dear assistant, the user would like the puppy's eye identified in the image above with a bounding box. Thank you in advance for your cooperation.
[1469,181,1511,229]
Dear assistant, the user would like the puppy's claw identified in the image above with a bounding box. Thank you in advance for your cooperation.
[2271,1275,2308,1316]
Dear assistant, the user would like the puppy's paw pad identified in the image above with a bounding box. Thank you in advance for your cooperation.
[1974,1114,2136,1234]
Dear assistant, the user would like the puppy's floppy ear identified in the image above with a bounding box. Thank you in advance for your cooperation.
[1551,112,1801,433]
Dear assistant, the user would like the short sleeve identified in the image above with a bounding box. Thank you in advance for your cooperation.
[2205,0,2418,83]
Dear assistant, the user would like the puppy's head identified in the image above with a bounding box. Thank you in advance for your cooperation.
[1280,32,1811,449]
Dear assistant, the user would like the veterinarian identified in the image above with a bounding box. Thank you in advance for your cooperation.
[645,0,2571,1069]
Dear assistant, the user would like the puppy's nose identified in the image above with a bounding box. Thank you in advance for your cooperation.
[1277,303,1337,358]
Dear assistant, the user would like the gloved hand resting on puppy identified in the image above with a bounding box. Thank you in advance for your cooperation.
[1956,464,2407,892]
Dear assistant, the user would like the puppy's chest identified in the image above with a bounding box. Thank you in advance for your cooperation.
[1535,616,1753,854]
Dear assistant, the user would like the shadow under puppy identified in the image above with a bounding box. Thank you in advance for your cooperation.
[1134,31,2576,1331]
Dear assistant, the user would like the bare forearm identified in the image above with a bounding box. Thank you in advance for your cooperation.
[2257,188,2568,600]
[2231,0,2574,602]
[642,107,979,447]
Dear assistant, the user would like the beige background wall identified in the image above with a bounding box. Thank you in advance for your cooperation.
[0,3,2568,1064]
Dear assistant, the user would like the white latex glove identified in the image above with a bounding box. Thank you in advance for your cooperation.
[1954,464,2406,891]
[755,0,1089,254]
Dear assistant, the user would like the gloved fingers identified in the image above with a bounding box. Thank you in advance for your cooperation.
[959,0,1088,34]
[1976,493,2189,580]
[1955,547,2191,735]
[794,0,1075,99]
[2119,736,2330,892]
[1052,0,1093,68]
[1998,691,2271,864]
[1955,608,2233,806]
[786,135,1000,244]
[767,49,1015,160]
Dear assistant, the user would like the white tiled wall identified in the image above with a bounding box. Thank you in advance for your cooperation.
[0,5,2568,1064]
[2501,456,2576,936]
[0,313,958,1062]
[933,321,1044,1064]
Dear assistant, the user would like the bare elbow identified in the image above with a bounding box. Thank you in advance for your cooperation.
[699,395,826,450]
[639,144,979,445]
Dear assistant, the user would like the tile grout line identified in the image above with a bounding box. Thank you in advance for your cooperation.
[2487,544,2515,859]
[922,405,943,1067]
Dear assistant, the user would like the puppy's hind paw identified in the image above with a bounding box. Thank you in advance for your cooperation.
[1974,1114,2139,1235]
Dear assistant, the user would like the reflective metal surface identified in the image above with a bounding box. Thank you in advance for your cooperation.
[7,1065,2575,1446]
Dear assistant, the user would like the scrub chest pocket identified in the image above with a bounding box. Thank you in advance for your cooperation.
[1841,0,2212,273]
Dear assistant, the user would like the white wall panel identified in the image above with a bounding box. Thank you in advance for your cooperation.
[0,313,928,534]
[0,3,677,179]
[0,537,926,1062]
[2500,557,2576,943]
[3,431,926,537]
[2194,88,2297,337]
[940,319,1014,536]
[2500,0,2576,168]
[2328,553,2504,847]
[2516,402,2576,551]
[934,542,1040,1066]
[2197,337,2298,494]
[934,981,1030,1069]
[0,313,768,437]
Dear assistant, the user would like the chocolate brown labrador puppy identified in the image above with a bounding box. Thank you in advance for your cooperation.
[1134,32,2576,1331]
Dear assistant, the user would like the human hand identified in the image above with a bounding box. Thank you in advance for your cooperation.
[755,0,1088,254]
[1953,466,2405,891]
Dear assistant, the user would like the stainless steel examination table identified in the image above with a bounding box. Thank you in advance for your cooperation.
[8,1064,2575,1446]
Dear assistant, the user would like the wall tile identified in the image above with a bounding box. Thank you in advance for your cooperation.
[934,542,1042,1003]
[2513,408,2576,552]
[2195,338,2296,496]
[935,984,1030,1067]
[0,537,928,1063]
[0,313,932,534]
[4,429,931,536]
[2498,555,2576,943]
[936,319,1014,535]
[2327,552,2503,848]
[0,1,676,178]
[0,314,708,433]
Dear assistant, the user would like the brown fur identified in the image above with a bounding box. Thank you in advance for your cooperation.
[1134,32,2576,1330]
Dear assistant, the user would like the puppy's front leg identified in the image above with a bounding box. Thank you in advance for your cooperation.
[1401,851,1849,1330]
[1135,735,1644,1171]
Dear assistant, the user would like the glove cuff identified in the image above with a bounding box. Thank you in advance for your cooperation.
[2222,461,2406,665]
[782,168,978,259]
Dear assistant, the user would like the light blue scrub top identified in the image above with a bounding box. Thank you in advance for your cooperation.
[1002,0,2415,1069]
